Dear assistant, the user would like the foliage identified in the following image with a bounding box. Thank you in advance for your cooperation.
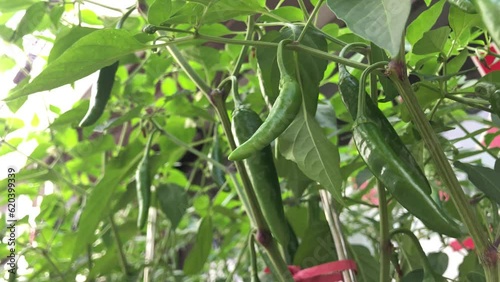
[1,0,500,281]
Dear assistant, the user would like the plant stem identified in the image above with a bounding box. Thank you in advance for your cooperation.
[313,26,348,47]
[297,0,324,42]
[357,62,388,118]
[449,114,498,159]
[166,45,212,95]
[195,33,368,69]
[38,249,65,280]
[250,235,261,282]
[231,16,255,77]
[387,63,498,279]
[83,0,122,12]
[109,215,130,275]
[445,94,492,113]
[146,28,367,69]
[1,141,86,194]
[297,0,309,19]
[225,234,250,282]
[319,190,356,282]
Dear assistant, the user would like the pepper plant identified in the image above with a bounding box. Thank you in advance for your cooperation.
[1,0,500,281]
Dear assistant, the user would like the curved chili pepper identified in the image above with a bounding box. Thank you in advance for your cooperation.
[78,61,119,127]
[228,40,301,161]
[78,8,135,127]
[338,61,431,196]
[231,105,290,246]
[135,130,156,229]
[339,57,462,237]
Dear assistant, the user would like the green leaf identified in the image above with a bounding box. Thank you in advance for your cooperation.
[50,101,89,128]
[72,141,143,260]
[259,6,304,22]
[293,221,337,267]
[349,245,379,282]
[479,70,500,88]
[279,107,344,205]
[69,135,115,158]
[413,26,451,55]
[467,273,486,282]
[0,55,15,72]
[454,161,500,205]
[256,26,327,114]
[156,183,188,229]
[0,168,55,198]
[396,234,423,275]
[164,0,265,25]
[276,157,313,198]
[446,48,469,74]
[326,0,411,57]
[11,2,46,42]
[370,42,399,101]
[459,252,484,279]
[448,5,482,45]
[0,0,36,12]
[49,5,65,27]
[199,0,265,24]
[401,269,424,282]
[474,0,500,46]
[48,26,98,63]
[183,217,213,275]
[406,0,445,45]
[6,29,146,101]
[148,0,172,25]
[428,252,448,276]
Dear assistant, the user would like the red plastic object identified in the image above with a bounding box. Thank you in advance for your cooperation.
[471,43,500,76]
[264,260,358,282]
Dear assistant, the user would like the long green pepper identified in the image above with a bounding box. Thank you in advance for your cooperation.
[78,62,119,127]
[231,105,290,247]
[339,54,462,237]
[78,7,134,127]
[228,40,301,161]
[135,130,156,229]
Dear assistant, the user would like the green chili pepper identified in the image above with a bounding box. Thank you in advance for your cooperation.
[231,105,290,246]
[352,121,461,237]
[338,62,431,196]
[340,60,462,237]
[78,8,135,127]
[135,130,156,229]
[491,90,500,118]
[447,0,477,13]
[78,61,119,127]
[210,127,227,190]
[228,40,301,161]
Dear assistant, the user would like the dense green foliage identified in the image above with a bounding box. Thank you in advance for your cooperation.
[1,0,500,281]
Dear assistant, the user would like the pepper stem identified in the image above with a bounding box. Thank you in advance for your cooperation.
[356,61,388,120]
